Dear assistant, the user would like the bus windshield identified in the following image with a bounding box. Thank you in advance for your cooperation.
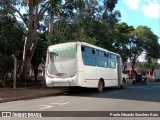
[49,44,76,62]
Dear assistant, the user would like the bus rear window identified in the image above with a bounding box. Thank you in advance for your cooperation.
[49,44,76,62]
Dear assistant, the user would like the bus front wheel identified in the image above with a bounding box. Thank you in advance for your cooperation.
[98,80,104,93]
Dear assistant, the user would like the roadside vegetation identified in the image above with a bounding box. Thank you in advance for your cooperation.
[126,78,156,85]
[0,0,160,88]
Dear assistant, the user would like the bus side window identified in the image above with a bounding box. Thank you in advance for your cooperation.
[81,46,96,66]
[108,54,116,68]
[92,49,95,54]
[96,50,107,67]
[81,46,85,51]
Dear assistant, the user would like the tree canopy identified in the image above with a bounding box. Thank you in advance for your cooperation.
[0,0,160,81]
[113,22,160,71]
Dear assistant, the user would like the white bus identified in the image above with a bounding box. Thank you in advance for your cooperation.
[45,42,126,92]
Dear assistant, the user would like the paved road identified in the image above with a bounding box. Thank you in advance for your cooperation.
[0,82,160,120]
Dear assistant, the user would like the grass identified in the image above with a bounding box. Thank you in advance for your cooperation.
[0,80,44,88]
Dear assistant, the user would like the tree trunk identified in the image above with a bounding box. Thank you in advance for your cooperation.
[33,66,38,81]
[131,58,136,74]
[49,11,54,34]
[20,0,38,81]
[21,54,32,81]
[21,31,37,81]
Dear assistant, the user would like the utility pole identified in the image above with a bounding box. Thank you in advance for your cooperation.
[41,58,46,87]
[12,54,17,89]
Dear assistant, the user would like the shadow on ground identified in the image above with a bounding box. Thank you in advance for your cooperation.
[64,81,160,103]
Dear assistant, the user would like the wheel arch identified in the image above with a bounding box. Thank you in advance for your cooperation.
[99,78,105,87]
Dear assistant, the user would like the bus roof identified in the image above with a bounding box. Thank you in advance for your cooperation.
[80,42,120,56]
[48,41,120,56]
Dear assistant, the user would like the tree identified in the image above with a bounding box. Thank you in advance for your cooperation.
[136,59,160,76]
[135,26,160,60]
[128,26,160,72]
[0,14,24,85]
[3,0,83,80]
[31,32,48,81]
[146,59,160,75]
[113,23,160,73]
[1,0,130,81]
[63,0,120,50]
[113,22,134,63]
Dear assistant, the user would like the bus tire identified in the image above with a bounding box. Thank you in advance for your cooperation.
[98,80,104,93]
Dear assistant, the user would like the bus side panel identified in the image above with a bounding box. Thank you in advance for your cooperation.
[96,67,118,87]
[96,67,108,79]
[111,68,119,86]
[96,67,111,87]
[83,66,98,88]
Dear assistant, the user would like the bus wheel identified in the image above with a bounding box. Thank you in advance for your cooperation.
[120,78,126,89]
[98,80,104,93]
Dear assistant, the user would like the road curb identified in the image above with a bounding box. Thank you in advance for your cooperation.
[0,90,68,103]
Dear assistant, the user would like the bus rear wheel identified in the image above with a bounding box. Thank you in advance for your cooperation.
[98,80,104,93]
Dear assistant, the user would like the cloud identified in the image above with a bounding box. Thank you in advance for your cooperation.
[123,0,160,18]
[142,3,160,18]
[123,0,141,10]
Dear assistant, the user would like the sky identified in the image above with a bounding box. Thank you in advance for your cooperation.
[115,0,160,39]
[115,0,160,62]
